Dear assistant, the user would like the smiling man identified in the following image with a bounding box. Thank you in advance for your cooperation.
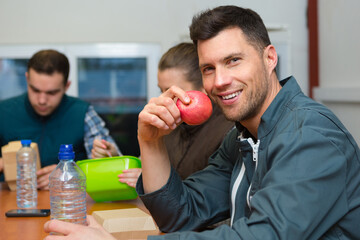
[0,49,120,189]
[134,6,360,239]
[44,6,360,240]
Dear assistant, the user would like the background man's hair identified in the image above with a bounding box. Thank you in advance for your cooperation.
[27,49,70,85]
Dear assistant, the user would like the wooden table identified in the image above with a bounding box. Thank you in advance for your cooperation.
[0,182,155,240]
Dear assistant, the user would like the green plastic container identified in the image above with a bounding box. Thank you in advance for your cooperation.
[77,156,141,202]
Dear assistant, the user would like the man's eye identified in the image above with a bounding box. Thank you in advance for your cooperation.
[202,67,214,75]
[229,58,239,64]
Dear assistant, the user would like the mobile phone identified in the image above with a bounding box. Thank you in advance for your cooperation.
[5,209,50,217]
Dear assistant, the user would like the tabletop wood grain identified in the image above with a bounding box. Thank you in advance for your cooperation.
[0,182,154,240]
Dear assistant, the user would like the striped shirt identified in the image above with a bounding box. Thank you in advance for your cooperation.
[83,105,121,158]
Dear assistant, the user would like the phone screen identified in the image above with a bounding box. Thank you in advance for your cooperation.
[5,209,50,217]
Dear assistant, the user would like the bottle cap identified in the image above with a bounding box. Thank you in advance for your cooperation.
[20,139,32,146]
[58,144,75,160]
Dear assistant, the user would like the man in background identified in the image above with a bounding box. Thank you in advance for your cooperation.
[0,49,120,189]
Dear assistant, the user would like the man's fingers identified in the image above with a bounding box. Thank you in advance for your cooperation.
[141,104,178,130]
[151,97,181,120]
[119,170,141,178]
[0,158,4,172]
[94,138,110,149]
[118,177,137,188]
[37,165,56,189]
[101,139,111,148]
[37,164,56,176]
[44,219,81,235]
[37,179,48,189]
[37,172,49,182]
[91,148,108,158]
[37,180,49,190]
[118,168,140,188]
[162,85,190,104]
[93,138,108,149]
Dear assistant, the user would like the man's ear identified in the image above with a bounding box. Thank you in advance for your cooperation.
[25,72,29,82]
[264,45,278,75]
[65,81,71,92]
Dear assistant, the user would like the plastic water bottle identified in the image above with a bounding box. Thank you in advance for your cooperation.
[49,144,87,225]
[16,139,38,208]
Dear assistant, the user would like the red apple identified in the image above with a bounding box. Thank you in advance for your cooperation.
[176,90,213,125]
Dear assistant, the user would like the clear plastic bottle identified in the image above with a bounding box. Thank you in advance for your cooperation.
[49,144,87,225]
[16,139,38,208]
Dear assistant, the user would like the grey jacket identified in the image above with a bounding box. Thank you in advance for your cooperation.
[137,76,360,239]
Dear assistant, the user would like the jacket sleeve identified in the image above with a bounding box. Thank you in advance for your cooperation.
[136,129,239,233]
[235,126,351,240]
[145,126,353,240]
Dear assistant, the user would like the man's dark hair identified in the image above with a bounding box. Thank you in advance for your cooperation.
[27,49,70,85]
[158,42,202,90]
[189,5,271,54]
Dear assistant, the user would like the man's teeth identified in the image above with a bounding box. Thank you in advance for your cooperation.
[222,91,240,100]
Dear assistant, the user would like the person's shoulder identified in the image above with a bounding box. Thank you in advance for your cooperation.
[0,93,25,108]
[282,95,352,143]
[291,94,339,124]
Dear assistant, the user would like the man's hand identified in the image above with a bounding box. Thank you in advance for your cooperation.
[137,86,189,142]
[91,139,119,159]
[44,215,116,240]
[137,86,189,193]
[36,164,57,190]
[0,158,3,173]
[118,168,142,188]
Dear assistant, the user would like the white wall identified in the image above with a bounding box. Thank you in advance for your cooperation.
[2,1,359,148]
[315,0,360,144]
[0,0,309,93]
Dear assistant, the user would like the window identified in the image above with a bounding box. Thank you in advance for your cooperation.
[0,43,161,156]
[0,58,28,99]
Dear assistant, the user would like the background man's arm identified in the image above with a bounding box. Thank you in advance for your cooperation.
[84,105,121,158]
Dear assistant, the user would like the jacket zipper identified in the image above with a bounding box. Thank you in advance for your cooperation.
[230,137,260,226]
[246,138,260,209]
[230,161,245,226]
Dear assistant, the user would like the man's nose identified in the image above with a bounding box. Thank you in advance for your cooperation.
[38,93,47,105]
[214,68,231,88]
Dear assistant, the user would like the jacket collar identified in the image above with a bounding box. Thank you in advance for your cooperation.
[235,76,302,140]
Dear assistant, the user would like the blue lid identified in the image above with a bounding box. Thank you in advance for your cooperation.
[58,144,75,160]
[20,139,32,146]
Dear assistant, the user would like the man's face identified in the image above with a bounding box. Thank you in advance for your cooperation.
[157,68,196,93]
[26,68,69,116]
[198,27,270,123]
